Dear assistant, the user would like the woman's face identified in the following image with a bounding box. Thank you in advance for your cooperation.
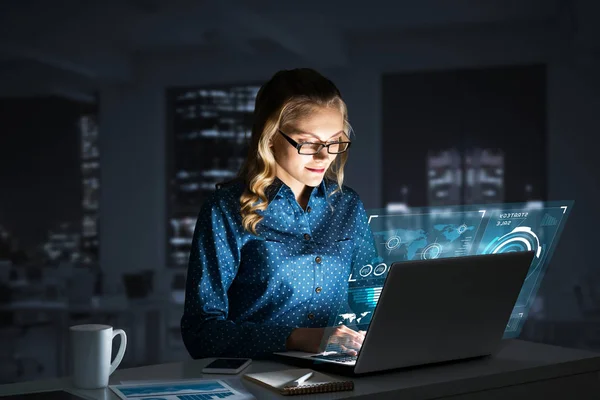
[271,106,345,196]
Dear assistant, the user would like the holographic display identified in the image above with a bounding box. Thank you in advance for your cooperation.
[369,209,484,262]
[330,201,573,339]
[333,287,380,328]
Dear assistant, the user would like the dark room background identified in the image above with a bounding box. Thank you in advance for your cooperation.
[0,98,99,266]
[382,64,546,207]
[0,0,599,385]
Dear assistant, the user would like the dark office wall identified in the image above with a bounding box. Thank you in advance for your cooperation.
[542,62,600,319]
[334,69,383,209]
[98,85,166,295]
[382,65,547,207]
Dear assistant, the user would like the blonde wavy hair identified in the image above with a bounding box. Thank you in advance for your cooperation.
[238,68,351,235]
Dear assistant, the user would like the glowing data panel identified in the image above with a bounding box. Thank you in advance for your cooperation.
[475,206,571,320]
[348,201,573,339]
[367,210,485,272]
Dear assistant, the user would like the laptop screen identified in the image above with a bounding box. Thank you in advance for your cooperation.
[329,200,573,339]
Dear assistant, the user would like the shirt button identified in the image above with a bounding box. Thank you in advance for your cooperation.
[307,206,312,213]
[315,256,322,264]
[315,287,322,294]
[307,313,315,320]
[303,233,311,241]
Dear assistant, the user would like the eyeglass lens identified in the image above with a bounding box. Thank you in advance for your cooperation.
[298,142,349,154]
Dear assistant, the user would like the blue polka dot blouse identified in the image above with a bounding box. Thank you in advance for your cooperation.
[180,177,378,359]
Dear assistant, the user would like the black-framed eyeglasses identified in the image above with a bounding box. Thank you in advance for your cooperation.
[278,130,352,155]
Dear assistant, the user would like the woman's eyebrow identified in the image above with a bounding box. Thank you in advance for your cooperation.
[293,130,345,140]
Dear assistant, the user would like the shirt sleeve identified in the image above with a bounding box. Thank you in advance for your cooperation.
[180,195,296,359]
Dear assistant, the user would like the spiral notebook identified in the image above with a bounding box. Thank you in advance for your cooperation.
[244,368,354,396]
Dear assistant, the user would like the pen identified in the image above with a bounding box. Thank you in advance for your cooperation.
[284,371,314,388]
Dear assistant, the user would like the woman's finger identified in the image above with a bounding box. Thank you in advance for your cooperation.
[342,334,364,349]
[334,330,363,344]
[327,343,344,353]
[327,329,365,353]
[340,345,357,356]
[335,325,356,336]
[345,331,364,345]
[344,339,362,350]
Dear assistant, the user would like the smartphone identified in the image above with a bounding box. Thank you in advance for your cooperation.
[201,358,252,374]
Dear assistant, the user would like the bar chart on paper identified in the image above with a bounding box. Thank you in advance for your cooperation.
[110,379,252,400]
[176,392,237,399]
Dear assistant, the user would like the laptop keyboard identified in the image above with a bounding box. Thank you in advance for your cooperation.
[311,353,358,363]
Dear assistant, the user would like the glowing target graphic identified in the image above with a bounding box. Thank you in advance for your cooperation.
[421,243,443,259]
[483,227,542,259]
[385,236,402,251]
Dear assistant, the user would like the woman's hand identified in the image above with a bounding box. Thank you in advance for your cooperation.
[286,326,366,355]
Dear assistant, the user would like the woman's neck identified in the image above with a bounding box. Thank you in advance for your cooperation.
[296,186,313,210]
[275,174,313,210]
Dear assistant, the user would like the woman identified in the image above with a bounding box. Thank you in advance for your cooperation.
[181,68,379,360]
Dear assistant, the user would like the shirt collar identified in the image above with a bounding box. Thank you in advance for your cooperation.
[265,177,329,205]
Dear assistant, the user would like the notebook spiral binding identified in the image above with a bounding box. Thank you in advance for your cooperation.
[282,380,354,395]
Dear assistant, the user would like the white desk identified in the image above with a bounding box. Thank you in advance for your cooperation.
[1,340,599,399]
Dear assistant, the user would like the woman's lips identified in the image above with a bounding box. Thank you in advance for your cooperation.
[306,167,325,173]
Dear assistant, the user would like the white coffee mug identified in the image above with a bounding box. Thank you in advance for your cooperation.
[70,324,127,389]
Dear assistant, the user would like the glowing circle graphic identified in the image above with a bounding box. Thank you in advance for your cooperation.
[385,236,402,251]
[484,226,542,259]
[374,263,387,276]
[421,243,443,259]
[457,224,468,234]
[360,264,373,277]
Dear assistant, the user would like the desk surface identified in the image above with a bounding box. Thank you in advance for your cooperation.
[1,339,599,400]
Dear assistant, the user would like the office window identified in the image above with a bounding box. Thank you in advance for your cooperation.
[79,114,100,263]
[167,84,260,267]
[0,97,98,267]
[382,65,546,208]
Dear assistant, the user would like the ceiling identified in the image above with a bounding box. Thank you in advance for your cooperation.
[0,0,595,100]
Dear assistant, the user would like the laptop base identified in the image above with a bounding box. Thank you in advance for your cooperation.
[273,351,495,377]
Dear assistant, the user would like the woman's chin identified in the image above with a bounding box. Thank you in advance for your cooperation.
[302,176,324,187]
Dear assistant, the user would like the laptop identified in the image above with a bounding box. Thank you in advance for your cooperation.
[274,251,535,375]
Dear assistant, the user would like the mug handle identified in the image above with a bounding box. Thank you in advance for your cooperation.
[109,329,127,375]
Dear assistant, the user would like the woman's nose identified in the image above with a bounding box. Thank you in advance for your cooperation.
[313,147,330,161]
